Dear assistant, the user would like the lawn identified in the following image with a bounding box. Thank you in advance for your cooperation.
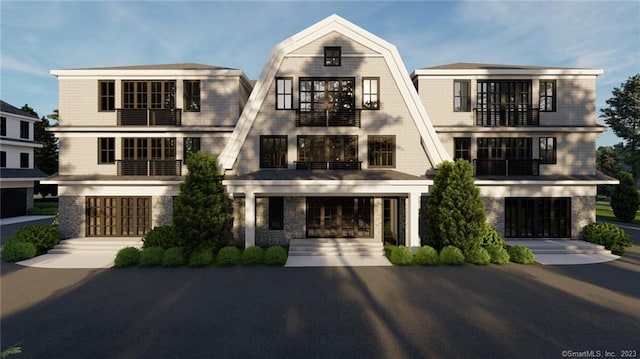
[27,199,59,215]
[596,204,640,225]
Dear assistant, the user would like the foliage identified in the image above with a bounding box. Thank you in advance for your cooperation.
[138,247,165,267]
[216,246,241,266]
[1,240,37,262]
[583,222,633,255]
[7,225,60,255]
[188,249,214,267]
[142,225,180,249]
[241,246,265,266]
[424,159,486,253]
[173,152,232,251]
[389,246,414,266]
[162,247,187,267]
[22,105,59,197]
[611,172,640,222]
[1,345,22,358]
[484,244,510,264]
[439,246,465,266]
[465,247,491,265]
[481,225,505,247]
[507,245,536,264]
[264,246,288,266]
[414,245,439,266]
[114,247,141,267]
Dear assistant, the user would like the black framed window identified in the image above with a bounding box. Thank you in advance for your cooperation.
[1,116,7,136]
[306,197,372,238]
[123,81,175,109]
[454,80,471,112]
[184,80,200,112]
[539,80,556,112]
[183,137,201,161]
[0,151,6,167]
[20,121,29,139]
[362,77,379,110]
[20,153,29,168]
[99,80,115,111]
[477,138,531,160]
[454,138,471,161]
[299,78,354,113]
[269,197,284,230]
[298,135,357,162]
[539,137,556,164]
[260,135,287,168]
[276,78,293,110]
[98,138,115,164]
[505,197,570,238]
[368,136,395,168]
[324,47,341,66]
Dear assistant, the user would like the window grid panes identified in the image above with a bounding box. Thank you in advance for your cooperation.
[260,135,288,168]
[362,78,379,110]
[183,137,201,161]
[539,80,556,112]
[20,121,29,139]
[454,138,471,161]
[184,80,200,112]
[368,136,395,168]
[99,80,115,111]
[98,138,115,164]
[539,137,556,164]
[324,47,341,66]
[122,81,176,109]
[276,78,293,110]
[454,80,471,112]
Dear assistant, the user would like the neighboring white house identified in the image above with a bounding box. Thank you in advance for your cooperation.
[46,15,615,251]
[0,100,47,218]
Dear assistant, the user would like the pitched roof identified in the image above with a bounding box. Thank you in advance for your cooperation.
[0,100,38,119]
[420,62,585,70]
[66,63,237,71]
[0,168,48,180]
[413,62,603,76]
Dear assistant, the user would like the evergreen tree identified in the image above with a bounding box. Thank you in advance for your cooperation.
[611,172,640,222]
[425,159,486,254]
[173,152,232,251]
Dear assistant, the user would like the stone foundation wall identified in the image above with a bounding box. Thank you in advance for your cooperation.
[283,197,306,242]
[152,196,173,227]
[231,197,245,246]
[255,197,286,247]
[573,196,595,239]
[59,196,85,239]
[483,197,504,237]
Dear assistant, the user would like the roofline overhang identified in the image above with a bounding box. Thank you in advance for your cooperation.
[411,68,603,77]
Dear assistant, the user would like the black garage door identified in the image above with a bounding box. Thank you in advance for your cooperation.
[1,188,27,218]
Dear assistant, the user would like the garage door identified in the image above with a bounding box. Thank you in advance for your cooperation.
[1,188,27,218]
[86,197,151,237]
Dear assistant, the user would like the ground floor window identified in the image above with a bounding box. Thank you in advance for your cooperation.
[86,197,151,236]
[504,197,570,238]
[269,197,284,230]
[306,197,372,238]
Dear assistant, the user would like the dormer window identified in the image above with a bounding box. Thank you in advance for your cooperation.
[324,47,341,66]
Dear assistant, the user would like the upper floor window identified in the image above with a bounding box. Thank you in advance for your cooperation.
[476,80,536,126]
[184,80,200,112]
[98,138,115,164]
[362,78,379,110]
[298,135,358,169]
[368,136,395,168]
[99,80,115,111]
[260,135,287,168]
[20,121,29,139]
[123,80,176,109]
[324,47,341,66]
[539,137,556,164]
[276,78,293,110]
[183,137,201,161]
[454,80,471,112]
[454,138,471,161]
[0,151,5,168]
[20,153,29,168]
[539,80,556,112]
[1,117,6,136]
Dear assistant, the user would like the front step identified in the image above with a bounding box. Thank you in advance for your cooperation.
[506,240,612,256]
[48,238,143,254]
[288,238,385,257]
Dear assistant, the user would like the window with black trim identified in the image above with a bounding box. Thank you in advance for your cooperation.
[276,78,293,109]
[0,151,6,167]
[324,47,341,66]
[99,80,115,111]
[454,138,471,161]
[260,135,287,168]
[454,80,471,112]
[98,138,115,164]
[20,153,29,168]
[362,77,379,110]
[122,80,176,109]
[539,137,556,164]
[1,117,6,136]
[269,197,284,230]
[368,136,395,168]
[184,80,200,112]
[539,80,556,112]
[183,137,201,161]
[20,121,29,139]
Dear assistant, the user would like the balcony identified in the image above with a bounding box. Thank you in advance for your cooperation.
[295,161,362,170]
[473,159,539,176]
[117,109,182,126]
[474,107,539,127]
[296,109,361,127]
[116,160,182,176]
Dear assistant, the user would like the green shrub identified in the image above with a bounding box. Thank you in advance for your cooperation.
[264,246,288,266]
[138,247,165,267]
[481,225,505,247]
[7,225,60,255]
[611,172,640,222]
[485,244,510,264]
[142,225,179,249]
[189,249,214,267]
[162,247,187,267]
[389,246,414,266]
[466,247,491,265]
[583,222,633,255]
[241,246,265,266]
[114,247,141,268]
[27,206,58,215]
[414,246,439,266]
[216,246,241,266]
[439,246,465,266]
[1,240,37,262]
[507,245,536,264]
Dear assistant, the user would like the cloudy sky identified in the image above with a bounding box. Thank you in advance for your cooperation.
[1,1,638,146]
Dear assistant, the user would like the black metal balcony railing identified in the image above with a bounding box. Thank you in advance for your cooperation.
[117,109,182,126]
[295,161,362,170]
[473,159,539,176]
[296,109,361,127]
[116,160,182,176]
[474,107,539,127]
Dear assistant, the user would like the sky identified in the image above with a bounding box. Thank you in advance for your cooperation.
[1,1,638,147]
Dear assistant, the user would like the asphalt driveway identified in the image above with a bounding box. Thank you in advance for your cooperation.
[2,253,639,359]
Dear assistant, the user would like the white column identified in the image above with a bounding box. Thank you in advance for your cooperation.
[244,192,256,248]
[407,191,422,250]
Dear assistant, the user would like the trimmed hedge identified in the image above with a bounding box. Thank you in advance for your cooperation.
[466,247,491,265]
[439,246,465,265]
[485,244,510,264]
[414,246,439,266]
[142,225,179,249]
[139,247,165,267]
[162,247,187,267]
[264,246,288,266]
[114,247,141,267]
[241,246,265,265]
[583,222,633,255]
[7,225,60,255]
[189,249,214,267]
[1,240,37,262]
[481,225,505,247]
[389,246,414,265]
[216,246,241,266]
[507,245,536,264]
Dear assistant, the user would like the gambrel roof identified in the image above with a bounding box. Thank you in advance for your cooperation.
[218,14,450,170]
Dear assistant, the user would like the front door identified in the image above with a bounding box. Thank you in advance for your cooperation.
[306,197,372,238]
[86,197,151,236]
